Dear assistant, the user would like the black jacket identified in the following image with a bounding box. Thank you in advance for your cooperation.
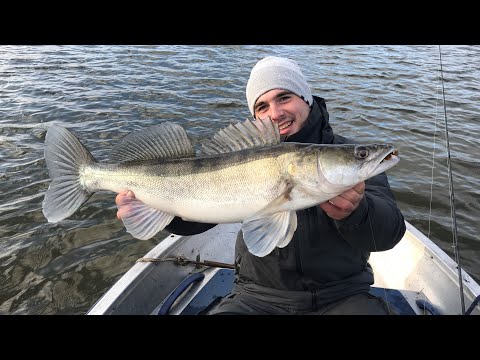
[166,96,406,296]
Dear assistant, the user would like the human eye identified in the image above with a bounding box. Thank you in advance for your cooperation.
[256,104,268,113]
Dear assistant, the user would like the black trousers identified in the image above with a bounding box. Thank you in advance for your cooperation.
[208,282,394,315]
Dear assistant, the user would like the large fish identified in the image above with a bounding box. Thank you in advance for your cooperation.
[42,117,399,257]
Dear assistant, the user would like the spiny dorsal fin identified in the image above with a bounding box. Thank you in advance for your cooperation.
[110,122,194,162]
[199,117,281,155]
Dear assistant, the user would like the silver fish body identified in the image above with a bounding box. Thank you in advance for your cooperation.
[43,118,399,257]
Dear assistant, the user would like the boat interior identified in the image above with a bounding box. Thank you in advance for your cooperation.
[87,222,480,315]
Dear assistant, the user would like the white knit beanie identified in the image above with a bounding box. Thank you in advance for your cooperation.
[246,56,313,116]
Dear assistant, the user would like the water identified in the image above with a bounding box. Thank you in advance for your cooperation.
[1,45,479,314]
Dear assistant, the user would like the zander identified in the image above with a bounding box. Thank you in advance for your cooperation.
[42,117,399,257]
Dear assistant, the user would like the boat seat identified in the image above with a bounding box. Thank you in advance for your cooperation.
[180,268,235,315]
[369,287,417,315]
[171,268,427,315]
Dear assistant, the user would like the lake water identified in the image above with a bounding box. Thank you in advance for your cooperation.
[0,45,479,314]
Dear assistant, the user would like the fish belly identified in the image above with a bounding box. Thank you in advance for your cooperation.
[87,158,286,224]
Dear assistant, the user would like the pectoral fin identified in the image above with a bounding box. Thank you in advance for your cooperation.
[117,196,174,240]
[241,210,297,257]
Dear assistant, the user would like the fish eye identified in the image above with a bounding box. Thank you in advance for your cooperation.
[355,146,369,159]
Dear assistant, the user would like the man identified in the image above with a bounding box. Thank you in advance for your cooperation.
[116,56,406,314]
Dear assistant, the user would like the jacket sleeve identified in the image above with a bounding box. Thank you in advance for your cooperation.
[334,172,406,251]
[164,217,217,236]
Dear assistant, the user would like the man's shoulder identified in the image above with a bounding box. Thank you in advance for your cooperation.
[313,95,327,109]
[333,134,356,144]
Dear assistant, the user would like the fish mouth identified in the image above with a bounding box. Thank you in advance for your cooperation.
[370,147,400,177]
[381,149,399,163]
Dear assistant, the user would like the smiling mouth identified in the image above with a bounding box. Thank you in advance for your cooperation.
[279,121,293,130]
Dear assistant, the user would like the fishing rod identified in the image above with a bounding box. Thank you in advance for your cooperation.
[438,45,465,315]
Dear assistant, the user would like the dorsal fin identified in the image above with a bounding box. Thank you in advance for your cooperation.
[110,122,194,162]
[199,117,281,155]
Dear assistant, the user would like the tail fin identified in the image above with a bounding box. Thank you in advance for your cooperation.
[42,126,96,222]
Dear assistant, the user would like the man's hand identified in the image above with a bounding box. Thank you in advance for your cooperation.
[319,182,365,221]
[116,190,135,220]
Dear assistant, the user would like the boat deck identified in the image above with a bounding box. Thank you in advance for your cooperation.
[87,221,480,315]
[154,267,430,315]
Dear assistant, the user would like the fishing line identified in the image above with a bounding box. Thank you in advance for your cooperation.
[438,45,465,314]
[424,51,442,315]
[428,56,440,240]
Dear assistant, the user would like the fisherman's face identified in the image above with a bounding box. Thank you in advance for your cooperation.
[254,89,311,137]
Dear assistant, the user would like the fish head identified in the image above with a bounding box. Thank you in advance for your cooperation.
[316,144,400,187]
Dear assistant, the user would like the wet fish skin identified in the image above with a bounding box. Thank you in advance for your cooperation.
[42,118,399,257]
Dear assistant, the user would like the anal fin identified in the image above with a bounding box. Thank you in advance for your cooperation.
[117,196,174,240]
